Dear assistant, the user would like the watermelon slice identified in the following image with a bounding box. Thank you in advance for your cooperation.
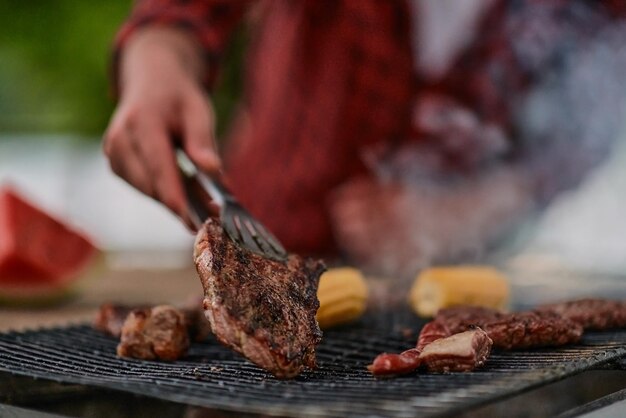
[0,185,99,305]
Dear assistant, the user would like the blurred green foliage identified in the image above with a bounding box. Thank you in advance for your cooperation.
[0,0,244,138]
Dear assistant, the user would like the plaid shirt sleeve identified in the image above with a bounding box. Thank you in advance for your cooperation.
[112,0,251,94]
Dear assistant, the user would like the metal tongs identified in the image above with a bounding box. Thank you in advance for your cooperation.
[176,150,288,261]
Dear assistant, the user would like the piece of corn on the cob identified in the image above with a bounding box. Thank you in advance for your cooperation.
[316,267,368,329]
[409,265,510,317]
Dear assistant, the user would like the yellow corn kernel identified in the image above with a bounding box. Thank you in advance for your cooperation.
[409,265,510,317]
[316,267,368,329]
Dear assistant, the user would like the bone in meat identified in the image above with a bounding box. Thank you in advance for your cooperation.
[419,328,493,373]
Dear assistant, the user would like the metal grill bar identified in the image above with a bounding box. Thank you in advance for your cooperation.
[0,322,624,418]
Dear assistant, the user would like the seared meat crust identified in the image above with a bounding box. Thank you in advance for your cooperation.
[117,305,190,361]
[94,301,211,342]
[194,220,325,378]
[367,348,421,376]
[537,298,626,330]
[425,306,583,350]
[419,328,493,373]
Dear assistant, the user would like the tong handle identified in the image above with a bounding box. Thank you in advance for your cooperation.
[176,149,230,228]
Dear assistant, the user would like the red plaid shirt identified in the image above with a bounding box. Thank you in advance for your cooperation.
[115,0,624,256]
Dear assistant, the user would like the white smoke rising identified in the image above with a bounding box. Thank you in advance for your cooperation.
[330,2,626,280]
[511,3,626,202]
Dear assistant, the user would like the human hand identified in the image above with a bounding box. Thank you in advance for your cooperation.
[103,28,220,230]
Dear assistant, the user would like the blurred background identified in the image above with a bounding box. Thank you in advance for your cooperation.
[0,0,246,136]
[0,1,625,317]
[0,0,247,269]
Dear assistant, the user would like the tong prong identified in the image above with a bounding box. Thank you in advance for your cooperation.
[178,149,288,262]
[255,223,287,256]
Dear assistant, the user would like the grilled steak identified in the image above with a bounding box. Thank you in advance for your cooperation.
[537,298,626,330]
[194,219,325,379]
[419,328,492,373]
[117,305,190,361]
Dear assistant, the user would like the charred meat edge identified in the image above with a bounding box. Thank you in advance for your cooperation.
[194,220,324,379]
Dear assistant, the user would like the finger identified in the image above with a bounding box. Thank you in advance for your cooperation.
[129,117,197,230]
[104,125,155,198]
[181,94,222,174]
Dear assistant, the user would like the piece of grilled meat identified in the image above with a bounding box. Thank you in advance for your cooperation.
[193,220,325,379]
[94,300,211,342]
[423,306,583,350]
[368,348,421,376]
[368,327,493,376]
[117,305,190,361]
[419,328,493,373]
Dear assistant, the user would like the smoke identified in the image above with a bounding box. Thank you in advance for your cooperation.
[330,167,535,280]
[511,4,626,203]
[330,2,626,280]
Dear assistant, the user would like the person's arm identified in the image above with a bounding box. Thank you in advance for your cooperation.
[103,0,250,230]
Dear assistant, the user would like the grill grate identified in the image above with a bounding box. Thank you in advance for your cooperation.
[0,315,625,418]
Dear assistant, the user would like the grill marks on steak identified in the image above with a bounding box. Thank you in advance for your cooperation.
[194,220,325,379]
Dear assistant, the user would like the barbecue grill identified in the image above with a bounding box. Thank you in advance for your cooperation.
[0,312,625,417]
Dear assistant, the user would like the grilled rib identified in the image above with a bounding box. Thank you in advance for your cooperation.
[419,328,493,373]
